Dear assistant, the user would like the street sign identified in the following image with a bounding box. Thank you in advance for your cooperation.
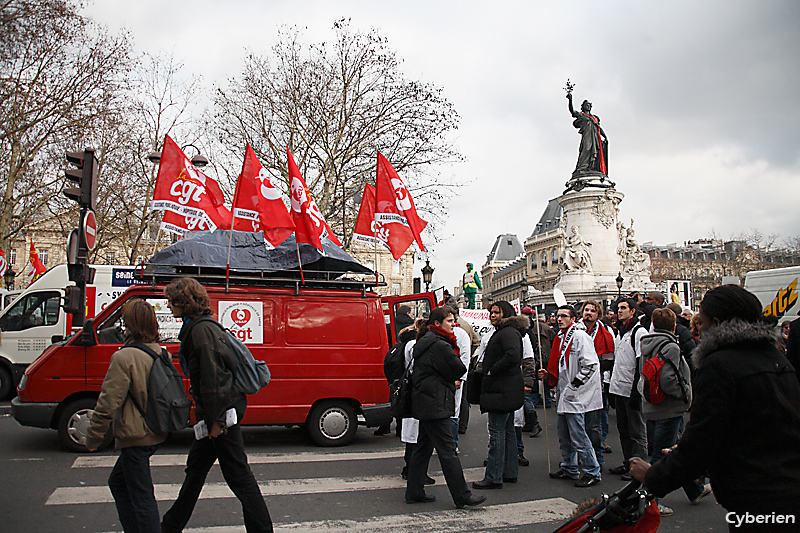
[83,210,97,251]
[67,229,79,264]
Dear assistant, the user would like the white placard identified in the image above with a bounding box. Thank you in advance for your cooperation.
[219,301,263,344]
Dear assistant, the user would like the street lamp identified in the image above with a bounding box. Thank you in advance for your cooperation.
[4,266,16,290]
[616,272,624,300]
[146,143,209,167]
[421,260,434,292]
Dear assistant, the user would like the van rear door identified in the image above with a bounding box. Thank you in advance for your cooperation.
[382,292,437,346]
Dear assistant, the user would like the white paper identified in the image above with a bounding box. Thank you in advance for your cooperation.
[193,420,208,440]
[400,418,419,443]
[225,407,237,427]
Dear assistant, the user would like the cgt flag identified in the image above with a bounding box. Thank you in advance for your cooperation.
[287,147,342,251]
[160,202,232,237]
[232,144,295,248]
[151,135,227,231]
[374,152,427,256]
[27,240,46,285]
[353,183,391,252]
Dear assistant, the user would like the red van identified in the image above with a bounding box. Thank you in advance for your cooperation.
[12,278,437,451]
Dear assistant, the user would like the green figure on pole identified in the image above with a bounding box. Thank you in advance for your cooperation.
[462,262,482,309]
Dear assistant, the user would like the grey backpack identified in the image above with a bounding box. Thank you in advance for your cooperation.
[128,343,192,433]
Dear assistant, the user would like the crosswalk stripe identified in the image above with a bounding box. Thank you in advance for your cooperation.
[104,498,575,533]
[73,449,406,469]
[48,467,488,505]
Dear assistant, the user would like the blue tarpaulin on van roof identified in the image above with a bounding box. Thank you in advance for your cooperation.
[147,230,372,275]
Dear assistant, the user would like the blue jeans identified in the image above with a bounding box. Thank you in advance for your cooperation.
[450,417,459,446]
[108,445,161,533]
[516,426,524,456]
[600,387,610,443]
[485,412,518,483]
[557,413,601,478]
[650,416,703,501]
[584,409,605,467]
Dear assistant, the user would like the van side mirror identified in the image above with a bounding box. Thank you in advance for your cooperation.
[51,335,64,344]
[80,318,97,346]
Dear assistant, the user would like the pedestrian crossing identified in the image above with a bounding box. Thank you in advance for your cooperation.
[55,448,577,531]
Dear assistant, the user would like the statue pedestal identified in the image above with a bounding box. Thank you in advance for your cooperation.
[555,188,627,299]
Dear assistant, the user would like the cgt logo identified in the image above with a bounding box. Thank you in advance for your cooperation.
[763,277,798,319]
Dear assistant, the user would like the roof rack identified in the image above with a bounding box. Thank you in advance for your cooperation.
[138,264,386,294]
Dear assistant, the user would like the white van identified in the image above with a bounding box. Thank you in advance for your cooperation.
[0,289,23,311]
[0,264,141,398]
[743,266,800,322]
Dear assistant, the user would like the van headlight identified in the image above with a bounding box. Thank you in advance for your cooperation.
[18,374,27,391]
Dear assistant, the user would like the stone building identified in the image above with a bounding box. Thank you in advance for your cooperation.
[346,244,416,297]
[643,239,800,308]
[479,234,525,308]
[524,198,564,293]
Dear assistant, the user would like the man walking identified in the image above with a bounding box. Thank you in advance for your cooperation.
[540,305,603,487]
[161,277,273,533]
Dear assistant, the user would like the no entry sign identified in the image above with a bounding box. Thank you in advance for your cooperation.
[83,210,97,251]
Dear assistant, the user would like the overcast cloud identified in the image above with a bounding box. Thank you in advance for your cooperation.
[84,0,800,290]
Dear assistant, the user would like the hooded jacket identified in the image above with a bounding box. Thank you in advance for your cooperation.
[644,319,800,512]
[85,343,168,450]
[609,317,648,398]
[411,330,467,420]
[547,322,603,414]
[639,330,693,421]
[479,315,527,413]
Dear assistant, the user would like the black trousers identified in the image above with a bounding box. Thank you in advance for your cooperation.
[161,423,273,533]
[459,393,470,432]
[406,417,472,505]
[613,394,647,462]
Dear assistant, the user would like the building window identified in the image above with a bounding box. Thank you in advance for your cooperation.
[39,249,48,266]
[10,249,16,265]
[541,252,548,269]
[553,249,559,265]
[364,260,375,271]
[106,252,115,265]
[392,282,401,295]
[531,256,538,270]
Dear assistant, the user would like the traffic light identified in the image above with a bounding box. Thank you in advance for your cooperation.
[64,148,98,210]
[62,286,83,315]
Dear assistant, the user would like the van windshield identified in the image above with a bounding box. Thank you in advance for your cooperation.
[0,291,61,332]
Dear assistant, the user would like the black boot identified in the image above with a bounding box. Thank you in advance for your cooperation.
[522,410,537,433]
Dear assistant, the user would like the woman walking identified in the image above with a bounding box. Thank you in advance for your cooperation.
[405,306,486,509]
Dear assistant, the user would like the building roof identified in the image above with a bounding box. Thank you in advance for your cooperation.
[486,234,525,263]
[529,198,562,237]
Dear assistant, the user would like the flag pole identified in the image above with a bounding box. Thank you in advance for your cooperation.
[226,181,240,292]
[535,307,551,473]
[373,213,379,287]
[295,240,305,284]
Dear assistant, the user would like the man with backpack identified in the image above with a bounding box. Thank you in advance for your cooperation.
[85,299,169,533]
[161,277,273,533]
[640,307,710,516]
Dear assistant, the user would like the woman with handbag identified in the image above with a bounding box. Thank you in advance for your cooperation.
[405,306,486,509]
[473,301,526,490]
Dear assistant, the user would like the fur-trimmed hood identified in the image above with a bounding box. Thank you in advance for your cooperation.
[495,314,530,333]
[692,318,781,368]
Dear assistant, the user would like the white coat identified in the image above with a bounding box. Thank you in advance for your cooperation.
[609,319,648,398]
[453,326,471,418]
[555,325,603,414]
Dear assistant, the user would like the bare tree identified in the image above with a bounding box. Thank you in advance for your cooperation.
[0,0,131,252]
[212,19,463,247]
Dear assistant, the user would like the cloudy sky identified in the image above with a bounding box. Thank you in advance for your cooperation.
[85,0,800,290]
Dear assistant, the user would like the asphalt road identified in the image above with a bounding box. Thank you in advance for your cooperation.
[0,401,728,532]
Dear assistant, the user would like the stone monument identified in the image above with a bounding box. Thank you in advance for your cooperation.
[554,80,654,300]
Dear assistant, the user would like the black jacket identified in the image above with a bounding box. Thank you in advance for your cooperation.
[181,315,244,427]
[410,330,467,420]
[644,319,800,512]
[787,318,800,387]
[480,315,526,413]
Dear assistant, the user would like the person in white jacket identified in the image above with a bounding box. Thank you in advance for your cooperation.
[539,305,603,487]
[608,298,649,478]
[451,308,471,446]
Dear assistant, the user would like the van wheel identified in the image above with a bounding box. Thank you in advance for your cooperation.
[0,366,13,400]
[306,400,357,447]
[57,398,112,453]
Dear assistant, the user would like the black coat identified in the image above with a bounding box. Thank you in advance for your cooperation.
[786,318,800,387]
[644,318,800,513]
[410,330,467,420]
[479,315,527,413]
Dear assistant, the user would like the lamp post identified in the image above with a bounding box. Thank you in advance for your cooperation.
[421,260,434,292]
[146,143,209,167]
[616,272,624,301]
[4,266,15,290]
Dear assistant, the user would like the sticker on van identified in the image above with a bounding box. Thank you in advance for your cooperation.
[219,301,263,344]
[763,277,798,319]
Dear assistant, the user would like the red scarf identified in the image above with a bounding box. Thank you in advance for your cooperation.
[429,324,461,359]
[545,323,576,387]
[584,320,615,357]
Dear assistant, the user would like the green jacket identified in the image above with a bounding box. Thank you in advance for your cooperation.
[462,269,482,292]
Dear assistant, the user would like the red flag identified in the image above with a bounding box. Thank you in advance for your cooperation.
[374,152,427,256]
[352,184,391,251]
[151,135,227,231]
[232,144,295,248]
[27,240,46,284]
[160,202,232,237]
[287,148,342,250]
